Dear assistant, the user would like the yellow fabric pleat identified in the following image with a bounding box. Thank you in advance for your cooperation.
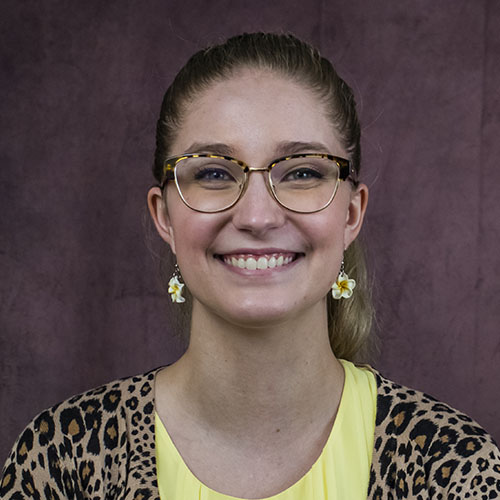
[155,359,377,500]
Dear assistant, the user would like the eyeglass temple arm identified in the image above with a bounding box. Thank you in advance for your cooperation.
[160,163,176,188]
[339,160,359,185]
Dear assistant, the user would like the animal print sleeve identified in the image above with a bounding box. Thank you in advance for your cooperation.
[429,424,500,499]
[0,409,83,499]
[369,373,500,498]
[1,383,130,499]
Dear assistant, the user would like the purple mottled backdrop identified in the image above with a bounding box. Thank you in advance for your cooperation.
[1,0,499,462]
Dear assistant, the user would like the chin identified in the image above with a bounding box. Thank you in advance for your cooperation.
[213,298,306,330]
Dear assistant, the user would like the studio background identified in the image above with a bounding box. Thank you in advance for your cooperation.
[1,0,499,462]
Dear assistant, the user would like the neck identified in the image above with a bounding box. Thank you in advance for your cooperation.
[159,300,345,444]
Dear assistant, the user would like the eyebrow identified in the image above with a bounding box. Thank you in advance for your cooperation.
[274,141,332,156]
[183,140,332,158]
[184,143,236,156]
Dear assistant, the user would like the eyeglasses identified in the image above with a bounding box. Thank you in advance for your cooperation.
[160,153,358,214]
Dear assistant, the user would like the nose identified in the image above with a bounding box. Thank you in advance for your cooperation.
[231,171,286,236]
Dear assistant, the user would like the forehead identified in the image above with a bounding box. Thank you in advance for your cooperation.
[171,69,345,160]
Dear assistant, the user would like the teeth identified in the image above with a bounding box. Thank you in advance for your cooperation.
[246,258,257,270]
[257,257,267,269]
[223,254,296,270]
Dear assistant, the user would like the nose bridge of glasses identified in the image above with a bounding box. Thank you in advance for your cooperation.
[240,165,275,201]
[244,166,269,173]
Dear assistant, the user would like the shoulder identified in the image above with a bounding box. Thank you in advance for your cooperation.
[367,366,500,498]
[0,366,163,499]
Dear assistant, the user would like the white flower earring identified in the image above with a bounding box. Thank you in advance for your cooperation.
[168,264,186,303]
[331,259,356,300]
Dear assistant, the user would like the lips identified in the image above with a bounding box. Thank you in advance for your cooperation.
[217,252,300,270]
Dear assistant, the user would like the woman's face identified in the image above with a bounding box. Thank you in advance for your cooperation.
[148,68,368,328]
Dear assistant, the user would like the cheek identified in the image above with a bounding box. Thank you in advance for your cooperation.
[171,216,210,253]
[166,189,206,253]
[303,203,349,252]
[167,203,226,266]
[170,219,213,292]
[313,223,346,267]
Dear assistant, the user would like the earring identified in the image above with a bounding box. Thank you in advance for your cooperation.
[331,259,356,300]
[168,264,186,303]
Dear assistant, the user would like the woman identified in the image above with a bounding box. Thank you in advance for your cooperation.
[1,33,499,499]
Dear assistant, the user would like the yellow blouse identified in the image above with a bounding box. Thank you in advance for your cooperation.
[155,359,377,499]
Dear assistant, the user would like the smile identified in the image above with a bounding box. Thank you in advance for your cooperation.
[219,253,299,270]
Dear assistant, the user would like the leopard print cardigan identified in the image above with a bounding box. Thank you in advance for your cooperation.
[1,365,500,499]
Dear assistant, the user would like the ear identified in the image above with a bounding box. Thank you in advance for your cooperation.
[344,183,369,249]
[147,186,176,254]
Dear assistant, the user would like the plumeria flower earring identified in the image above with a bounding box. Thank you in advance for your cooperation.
[331,259,356,300]
[168,264,186,303]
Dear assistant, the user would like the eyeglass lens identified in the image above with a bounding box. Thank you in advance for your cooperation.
[174,156,341,213]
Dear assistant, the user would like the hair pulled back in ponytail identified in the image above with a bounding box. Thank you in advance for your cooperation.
[153,32,375,362]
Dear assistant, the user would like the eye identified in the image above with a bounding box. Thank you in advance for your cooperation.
[283,167,323,181]
[272,157,338,188]
[193,166,237,182]
[186,162,242,192]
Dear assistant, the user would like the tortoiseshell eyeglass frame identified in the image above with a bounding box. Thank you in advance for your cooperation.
[159,153,359,214]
